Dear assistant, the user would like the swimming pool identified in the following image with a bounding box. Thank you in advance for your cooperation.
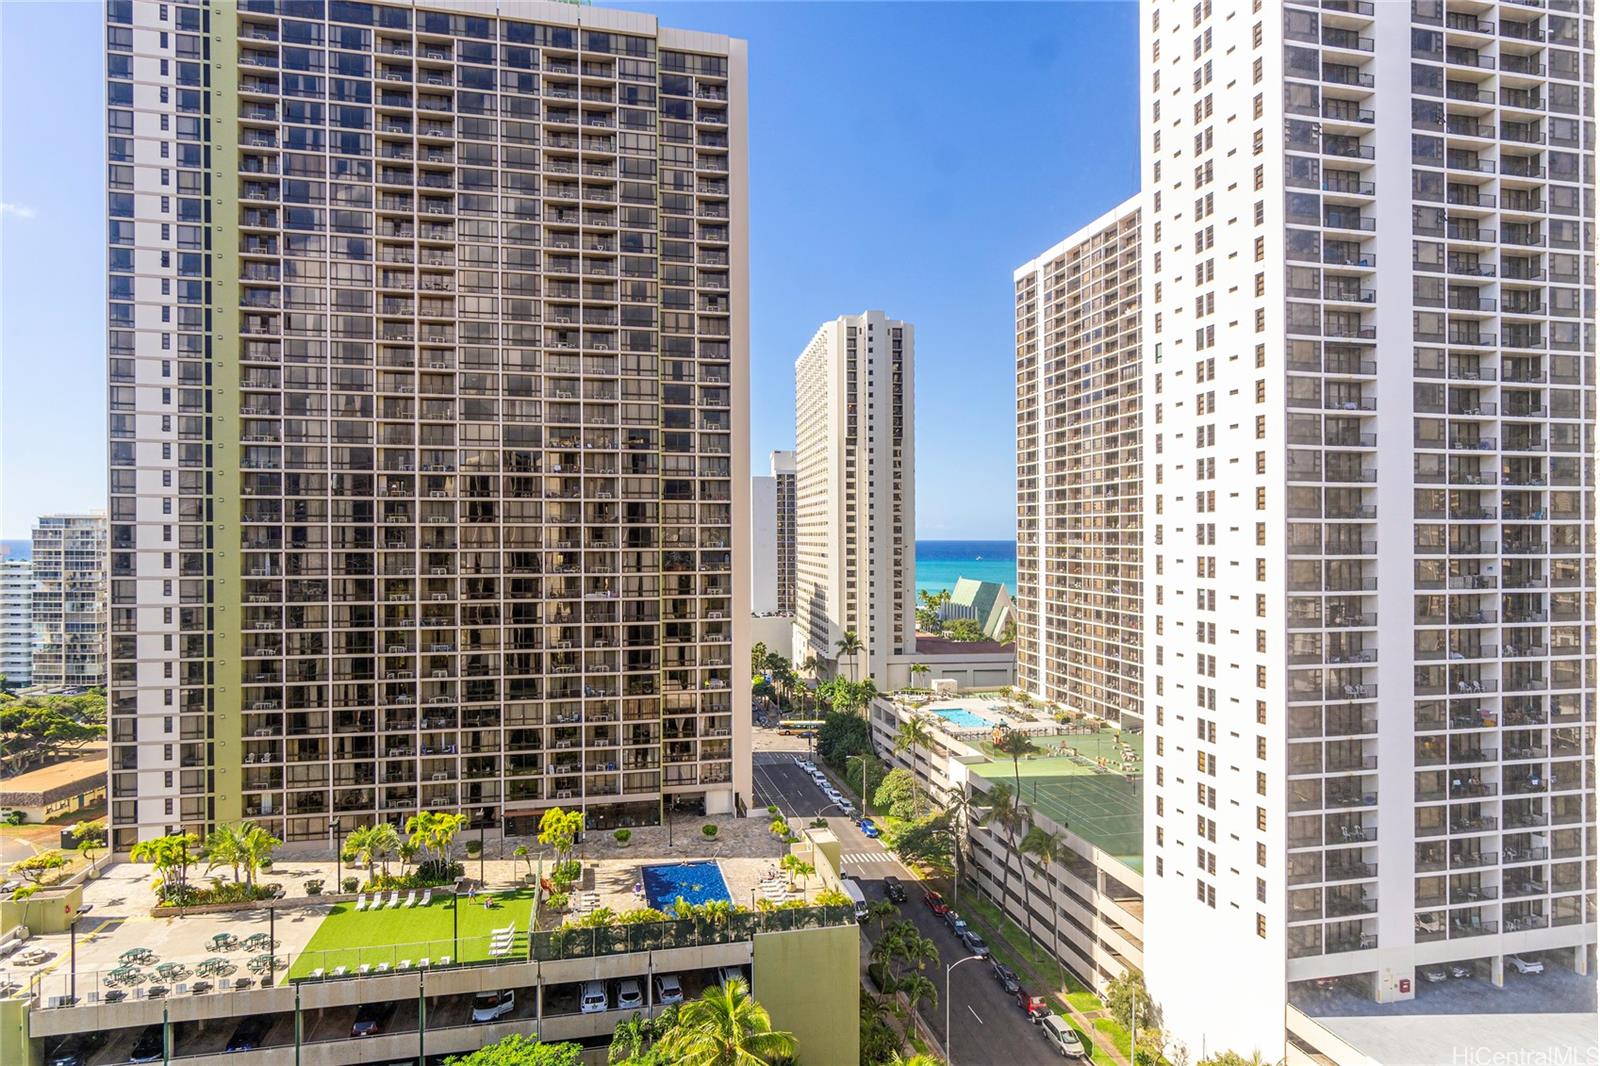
[641,861,731,911]
[932,706,992,730]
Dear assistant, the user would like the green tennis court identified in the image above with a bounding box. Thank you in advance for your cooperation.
[972,730,1143,871]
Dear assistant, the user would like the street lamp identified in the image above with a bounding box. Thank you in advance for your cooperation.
[329,818,343,890]
[68,914,80,1004]
[943,954,985,1065]
[479,823,486,886]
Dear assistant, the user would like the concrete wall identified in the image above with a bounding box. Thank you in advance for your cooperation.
[1,885,85,937]
[753,922,860,1066]
[883,651,1015,691]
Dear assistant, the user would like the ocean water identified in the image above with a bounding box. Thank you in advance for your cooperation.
[915,540,1016,597]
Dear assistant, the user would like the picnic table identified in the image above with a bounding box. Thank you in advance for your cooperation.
[208,934,240,953]
[106,967,145,988]
[197,957,236,978]
[156,962,191,982]
[241,933,274,952]
[120,948,157,966]
[247,953,279,976]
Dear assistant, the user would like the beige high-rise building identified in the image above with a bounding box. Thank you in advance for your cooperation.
[30,514,108,691]
[793,312,915,684]
[106,0,751,849]
[1015,199,1143,726]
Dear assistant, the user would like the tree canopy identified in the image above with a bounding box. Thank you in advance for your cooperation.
[445,1035,582,1066]
[0,691,105,774]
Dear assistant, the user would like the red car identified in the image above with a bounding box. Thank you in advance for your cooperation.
[1016,990,1050,1023]
[924,890,948,915]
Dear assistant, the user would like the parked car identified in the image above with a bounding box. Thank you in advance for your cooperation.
[351,1001,397,1038]
[1421,966,1448,983]
[46,1032,105,1066]
[471,990,515,1022]
[1017,990,1051,1023]
[961,929,990,957]
[717,966,748,989]
[839,800,857,817]
[225,1018,270,1054]
[616,978,644,1011]
[653,973,684,1005]
[924,890,948,914]
[580,980,609,1013]
[859,818,879,838]
[1508,955,1543,975]
[128,1024,166,1063]
[943,909,966,933]
[883,876,907,903]
[991,961,1021,996]
[1040,1015,1089,1059]
[1449,963,1473,979]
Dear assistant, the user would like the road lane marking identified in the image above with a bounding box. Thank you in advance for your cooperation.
[968,1005,984,1024]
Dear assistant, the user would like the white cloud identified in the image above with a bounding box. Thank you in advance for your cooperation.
[0,202,36,220]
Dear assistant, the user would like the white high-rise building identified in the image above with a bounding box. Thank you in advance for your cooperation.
[1140,0,1595,1058]
[749,450,796,618]
[30,515,108,691]
[793,312,915,684]
[0,559,33,690]
[106,0,751,849]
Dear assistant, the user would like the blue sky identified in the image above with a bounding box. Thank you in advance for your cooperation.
[0,1,1138,540]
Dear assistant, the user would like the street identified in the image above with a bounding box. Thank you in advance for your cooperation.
[755,751,1059,1065]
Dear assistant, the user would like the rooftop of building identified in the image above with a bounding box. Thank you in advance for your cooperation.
[1291,966,1597,1065]
[911,634,1011,657]
[6,816,836,1005]
[892,693,1144,871]
[0,747,108,803]
[947,577,1006,617]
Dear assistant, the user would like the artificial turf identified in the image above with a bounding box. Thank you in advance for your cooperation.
[285,889,536,980]
[973,728,1144,870]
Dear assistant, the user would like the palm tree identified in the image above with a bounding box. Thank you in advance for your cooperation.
[405,810,467,875]
[663,977,797,1066]
[984,784,1030,933]
[866,897,898,932]
[1020,826,1069,986]
[237,824,281,887]
[203,823,251,883]
[994,728,1041,815]
[893,716,935,819]
[346,823,401,877]
[908,662,930,690]
[940,783,988,903]
[835,629,864,683]
[895,971,938,1012]
[130,832,198,897]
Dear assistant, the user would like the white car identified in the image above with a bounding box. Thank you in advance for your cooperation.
[717,966,747,989]
[616,978,644,1010]
[471,990,514,1022]
[653,973,684,1005]
[1507,955,1543,975]
[580,981,608,1013]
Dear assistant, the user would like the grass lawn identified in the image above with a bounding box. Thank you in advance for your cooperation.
[1062,1015,1118,1066]
[1094,1017,1134,1058]
[285,889,536,980]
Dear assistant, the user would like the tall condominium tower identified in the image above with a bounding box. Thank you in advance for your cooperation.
[106,0,750,850]
[793,313,915,684]
[1015,199,1144,726]
[1140,0,1595,1057]
[749,449,795,617]
[1,559,34,690]
[31,515,108,690]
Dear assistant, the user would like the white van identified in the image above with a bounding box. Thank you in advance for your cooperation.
[840,877,869,921]
[1040,1015,1088,1059]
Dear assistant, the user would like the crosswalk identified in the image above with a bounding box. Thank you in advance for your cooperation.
[839,850,894,866]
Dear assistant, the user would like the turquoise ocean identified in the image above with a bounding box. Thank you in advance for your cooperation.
[915,540,1016,598]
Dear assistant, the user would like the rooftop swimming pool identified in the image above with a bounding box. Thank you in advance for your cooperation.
[931,706,993,730]
[641,861,731,911]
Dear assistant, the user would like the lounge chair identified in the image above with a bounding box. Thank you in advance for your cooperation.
[399,959,412,970]
[437,956,451,966]
[354,894,369,912]
[419,889,432,907]
[331,966,347,978]
[310,968,324,980]
[418,957,430,969]
[386,890,401,909]
[402,890,417,908]
[358,964,371,976]
[375,963,390,974]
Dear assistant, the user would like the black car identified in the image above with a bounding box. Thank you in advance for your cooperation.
[129,1024,167,1063]
[883,876,907,903]
[352,1000,399,1038]
[46,1032,105,1066]
[991,960,1021,996]
[225,1017,270,1054]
